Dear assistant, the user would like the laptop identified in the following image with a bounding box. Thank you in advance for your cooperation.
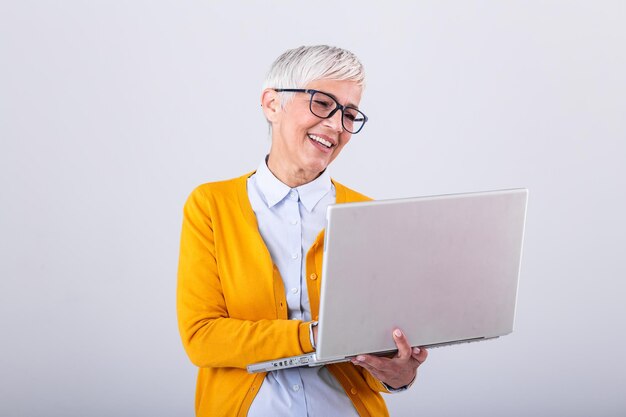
[247,188,528,373]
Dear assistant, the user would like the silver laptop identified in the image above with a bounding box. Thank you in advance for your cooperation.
[247,189,528,373]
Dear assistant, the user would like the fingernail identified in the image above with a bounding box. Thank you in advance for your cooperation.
[356,355,365,361]
[413,347,421,355]
[394,329,402,337]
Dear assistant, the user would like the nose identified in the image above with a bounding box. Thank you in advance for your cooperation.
[322,109,344,132]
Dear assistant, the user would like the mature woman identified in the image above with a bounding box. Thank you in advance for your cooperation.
[177,45,428,417]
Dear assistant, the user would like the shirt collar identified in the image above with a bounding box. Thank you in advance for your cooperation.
[254,157,332,212]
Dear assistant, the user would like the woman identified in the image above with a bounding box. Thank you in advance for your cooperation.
[177,45,428,417]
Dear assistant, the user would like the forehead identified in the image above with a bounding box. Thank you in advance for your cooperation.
[305,79,363,108]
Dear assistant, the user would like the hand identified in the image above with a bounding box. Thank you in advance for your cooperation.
[351,328,428,390]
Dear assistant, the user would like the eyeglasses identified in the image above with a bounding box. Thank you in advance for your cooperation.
[273,88,368,134]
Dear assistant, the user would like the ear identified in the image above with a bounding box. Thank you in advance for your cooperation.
[260,88,282,123]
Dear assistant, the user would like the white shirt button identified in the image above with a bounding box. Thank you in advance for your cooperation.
[291,253,299,259]
[292,384,300,392]
[291,287,299,294]
[290,219,299,225]
[290,191,298,200]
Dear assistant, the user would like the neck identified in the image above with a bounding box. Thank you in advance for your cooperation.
[266,154,322,188]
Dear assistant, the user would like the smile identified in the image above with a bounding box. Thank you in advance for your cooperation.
[308,134,333,148]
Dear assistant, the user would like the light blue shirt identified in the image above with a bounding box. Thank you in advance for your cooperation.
[246,159,360,417]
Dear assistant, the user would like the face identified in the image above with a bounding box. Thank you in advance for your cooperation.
[263,79,363,186]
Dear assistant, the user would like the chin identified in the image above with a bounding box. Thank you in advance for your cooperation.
[307,157,332,173]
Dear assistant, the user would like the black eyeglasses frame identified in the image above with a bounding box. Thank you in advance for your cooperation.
[273,88,368,134]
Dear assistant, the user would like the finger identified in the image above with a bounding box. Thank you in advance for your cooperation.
[353,354,417,389]
[393,329,412,360]
[352,354,389,373]
[411,347,428,365]
[351,357,380,375]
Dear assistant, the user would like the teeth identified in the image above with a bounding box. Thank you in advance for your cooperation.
[308,134,332,148]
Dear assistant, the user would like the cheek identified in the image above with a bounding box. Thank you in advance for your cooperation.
[338,134,352,148]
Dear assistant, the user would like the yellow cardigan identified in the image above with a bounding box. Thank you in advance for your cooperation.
[177,172,390,417]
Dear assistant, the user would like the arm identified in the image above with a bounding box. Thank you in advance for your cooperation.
[176,186,314,369]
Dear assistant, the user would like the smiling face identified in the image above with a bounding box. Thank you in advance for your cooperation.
[262,79,363,187]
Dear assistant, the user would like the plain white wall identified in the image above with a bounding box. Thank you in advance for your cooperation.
[1,1,625,416]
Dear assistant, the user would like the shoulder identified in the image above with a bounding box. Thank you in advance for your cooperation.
[185,171,254,210]
[331,179,373,203]
[189,171,253,198]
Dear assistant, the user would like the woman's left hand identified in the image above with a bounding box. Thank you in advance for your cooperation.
[351,328,428,390]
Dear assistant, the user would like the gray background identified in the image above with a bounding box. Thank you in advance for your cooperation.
[1,1,625,416]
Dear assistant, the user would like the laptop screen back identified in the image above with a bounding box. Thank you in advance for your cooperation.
[316,189,528,360]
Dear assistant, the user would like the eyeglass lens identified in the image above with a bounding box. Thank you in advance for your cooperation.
[309,91,366,134]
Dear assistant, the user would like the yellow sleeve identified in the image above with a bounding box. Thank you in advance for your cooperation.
[176,186,314,369]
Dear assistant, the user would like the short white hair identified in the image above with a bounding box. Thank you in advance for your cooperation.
[262,45,366,108]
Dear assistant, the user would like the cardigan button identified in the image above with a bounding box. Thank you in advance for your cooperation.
[310,273,317,280]
[350,387,357,395]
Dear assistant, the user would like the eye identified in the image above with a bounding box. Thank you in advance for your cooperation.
[344,108,359,122]
[313,99,333,109]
